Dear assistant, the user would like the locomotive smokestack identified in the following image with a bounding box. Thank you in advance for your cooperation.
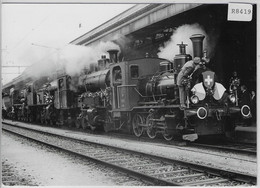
[190,34,205,58]
[177,42,187,55]
[107,49,119,63]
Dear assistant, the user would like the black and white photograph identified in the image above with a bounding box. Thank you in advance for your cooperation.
[1,0,258,186]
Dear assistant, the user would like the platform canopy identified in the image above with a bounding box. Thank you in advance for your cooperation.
[70,4,201,46]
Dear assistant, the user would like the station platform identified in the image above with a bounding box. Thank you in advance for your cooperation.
[235,124,257,144]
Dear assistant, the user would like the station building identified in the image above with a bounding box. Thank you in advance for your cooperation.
[70,3,257,91]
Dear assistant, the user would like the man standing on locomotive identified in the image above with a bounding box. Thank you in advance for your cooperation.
[177,57,201,109]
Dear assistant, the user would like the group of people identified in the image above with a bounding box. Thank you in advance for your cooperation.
[231,74,256,122]
[229,71,256,110]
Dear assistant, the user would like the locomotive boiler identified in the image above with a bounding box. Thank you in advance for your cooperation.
[138,42,192,101]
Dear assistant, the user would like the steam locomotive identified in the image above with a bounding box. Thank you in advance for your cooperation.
[2,34,251,141]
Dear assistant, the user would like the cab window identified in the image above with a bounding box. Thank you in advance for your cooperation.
[130,65,139,79]
[113,66,122,83]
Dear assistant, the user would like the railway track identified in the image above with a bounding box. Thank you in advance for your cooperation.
[2,122,256,186]
[188,142,256,155]
[3,119,256,156]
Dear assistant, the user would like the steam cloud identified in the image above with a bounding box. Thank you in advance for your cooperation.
[23,41,121,79]
[158,23,215,60]
[21,23,217,82]
[60,41,120,76]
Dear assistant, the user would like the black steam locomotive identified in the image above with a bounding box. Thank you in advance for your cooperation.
[2,34,251,141]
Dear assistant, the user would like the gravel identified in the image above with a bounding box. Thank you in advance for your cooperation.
[1,131,150,186]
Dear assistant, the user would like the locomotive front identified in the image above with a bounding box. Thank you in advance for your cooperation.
[76,52,114,130]
[178,34,250,141]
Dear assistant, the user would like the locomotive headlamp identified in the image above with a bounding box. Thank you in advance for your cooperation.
[197,107,207,119]
[190,95,199,104]
[241,105,251,118]
[229,94,236,104]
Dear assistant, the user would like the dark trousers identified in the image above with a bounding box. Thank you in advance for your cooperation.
[179,86,186,105]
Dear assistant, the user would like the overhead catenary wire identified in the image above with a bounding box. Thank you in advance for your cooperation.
[9,14,52,53]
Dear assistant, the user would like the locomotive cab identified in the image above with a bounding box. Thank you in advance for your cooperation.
[110,57,173,112]
[55,75,77,109]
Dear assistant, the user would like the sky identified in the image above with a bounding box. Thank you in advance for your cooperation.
[1,3,135,85]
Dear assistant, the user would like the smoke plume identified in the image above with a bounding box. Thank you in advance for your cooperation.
[23,41,121,79]
[60,41,120,76]
[158,23,215,60]
[22,48,58,80]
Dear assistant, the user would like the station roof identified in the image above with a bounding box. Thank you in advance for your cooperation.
[70,3,201,46]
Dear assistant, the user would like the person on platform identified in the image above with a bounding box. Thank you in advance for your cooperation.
[229,71,240,92]
[250,90,256,122]
[2,107,7,121]
[177,57,201,109]
[239,85,252,126]
[229,71,240,84]
[239,85,251,106]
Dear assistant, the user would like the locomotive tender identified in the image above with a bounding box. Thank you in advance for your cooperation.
[2,34,251,141]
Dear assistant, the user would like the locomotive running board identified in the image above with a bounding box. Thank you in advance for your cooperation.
[182,133,198,142]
